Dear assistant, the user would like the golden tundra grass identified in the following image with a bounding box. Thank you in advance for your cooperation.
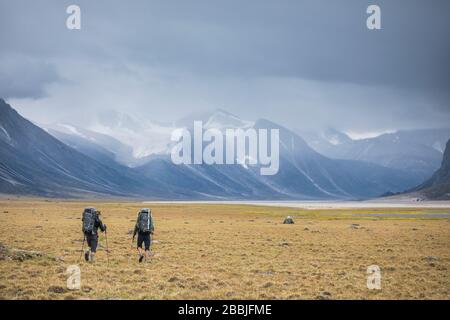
[0,199,449,300]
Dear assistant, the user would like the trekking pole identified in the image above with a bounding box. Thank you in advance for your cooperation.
[127,235,134,266]
[104,229,110,264]
[78,234,86,263]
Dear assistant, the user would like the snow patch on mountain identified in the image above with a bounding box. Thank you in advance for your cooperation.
[0,125,12,144]
[321,128,352,146]
[432,141,444,153]
[54,123,94,141]
[203,110,254,130]
[90,120,174,158]
[0,164,31,185]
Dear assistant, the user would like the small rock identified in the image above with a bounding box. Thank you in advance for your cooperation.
[48,286,66,294]
[255,270,274,276]
[316,291,332,300]
[424,256,439,263]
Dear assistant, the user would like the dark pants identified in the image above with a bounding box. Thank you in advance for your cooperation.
[137,232,151,251]
[85,233,98,253]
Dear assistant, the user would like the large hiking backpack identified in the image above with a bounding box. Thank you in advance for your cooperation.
[82,207,96,234]
[137,208,152,233]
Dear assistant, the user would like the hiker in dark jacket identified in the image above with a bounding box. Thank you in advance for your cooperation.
[82,208,106,262]
[133,208,154,263]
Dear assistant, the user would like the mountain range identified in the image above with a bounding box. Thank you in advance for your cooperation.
[0,99,182,198]
[0,98,446,200]
[298,127,450,183]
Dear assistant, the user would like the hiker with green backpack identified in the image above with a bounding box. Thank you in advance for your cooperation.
[132,208,154,263]
[81,207,107,262]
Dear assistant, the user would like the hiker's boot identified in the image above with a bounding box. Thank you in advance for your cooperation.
[84,250,90,262]
[145,251,152,263]
[90,253,95,263]
[139,254,144,263]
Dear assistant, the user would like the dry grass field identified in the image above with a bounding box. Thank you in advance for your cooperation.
[0,199,449,300]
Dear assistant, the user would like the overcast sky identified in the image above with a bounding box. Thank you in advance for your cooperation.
[1,0,449,136]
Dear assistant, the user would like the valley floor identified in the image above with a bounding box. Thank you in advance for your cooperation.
[0,199,449,299]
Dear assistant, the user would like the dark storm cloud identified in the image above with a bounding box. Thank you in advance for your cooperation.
[0,0,449,132]
[0,55,61,99]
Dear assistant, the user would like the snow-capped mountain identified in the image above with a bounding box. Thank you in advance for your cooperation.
[89,109,175,159]
[0,99,423,199]
[45,111,177,167]
[298,128,450,183]
[176,109,254,130]
[249,119,418,198]
[136,114,420,200]
[47,109,256,167]
[44,123,133,167]
[0,99,176,198]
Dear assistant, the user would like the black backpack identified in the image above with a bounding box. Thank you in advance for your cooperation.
[137,208,152,233]
[82,207,96,234]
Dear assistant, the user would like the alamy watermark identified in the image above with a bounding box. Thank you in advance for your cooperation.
[366,265,382,290]
[367,5,381,30]
[65,4,382,32]
[66,265,81,290]
[66,5,81,30]
[170,121,280,176]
